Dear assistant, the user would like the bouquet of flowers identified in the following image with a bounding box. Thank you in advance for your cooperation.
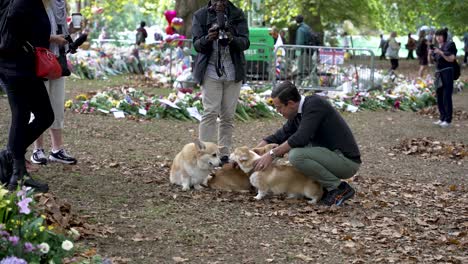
[0,186,74,263]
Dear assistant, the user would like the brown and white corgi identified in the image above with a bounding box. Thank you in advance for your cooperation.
[230,146,323,203]
[170,139,221,191]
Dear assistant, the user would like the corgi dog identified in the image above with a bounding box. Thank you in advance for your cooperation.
[207,144,279,192]
[230,146,323,203]
[207,163,251,191]
[170,139,221,191]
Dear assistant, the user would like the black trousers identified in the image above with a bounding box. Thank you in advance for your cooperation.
[464,51,467,64]
[390,59,399,70]
[407,50,414,59]
[0,73,54,160]
[436,69,454,123]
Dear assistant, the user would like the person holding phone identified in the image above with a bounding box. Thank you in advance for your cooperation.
[430,28,457,128]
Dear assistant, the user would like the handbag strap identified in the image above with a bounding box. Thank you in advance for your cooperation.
[56,24,67,56]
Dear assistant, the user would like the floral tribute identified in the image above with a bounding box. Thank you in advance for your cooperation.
[0,186,74,263]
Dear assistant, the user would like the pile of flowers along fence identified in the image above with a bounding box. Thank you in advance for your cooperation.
[66,87,280,122]
[324,74,466,113]
[0,186,74,263]
[67,41,192,84]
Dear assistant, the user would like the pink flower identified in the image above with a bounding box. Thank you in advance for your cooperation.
[17,197,32,214]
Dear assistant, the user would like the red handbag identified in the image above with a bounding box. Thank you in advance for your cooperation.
[34,47,62,80]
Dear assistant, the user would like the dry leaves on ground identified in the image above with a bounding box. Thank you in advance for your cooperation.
[392,137,467,160]
[35,193,113,238]
[418,106,468,121]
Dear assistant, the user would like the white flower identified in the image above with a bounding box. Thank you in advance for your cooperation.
[61,240,74,251]
[39,242,50,253]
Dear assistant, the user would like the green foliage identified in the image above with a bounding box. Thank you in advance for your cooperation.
[70,0,467,37]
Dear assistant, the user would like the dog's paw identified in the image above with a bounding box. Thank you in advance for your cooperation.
[194,184,204,190]
[182,185,191,191]
[307,198,319,204]
[254,194,264,200]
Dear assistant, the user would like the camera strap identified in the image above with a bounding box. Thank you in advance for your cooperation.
[216,40,225,77]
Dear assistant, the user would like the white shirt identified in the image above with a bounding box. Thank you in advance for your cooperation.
[298,96,305,114]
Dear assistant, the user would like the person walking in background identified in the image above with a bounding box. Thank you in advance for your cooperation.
[416,31,429,78]
[295,15,312,83]
[269,26,279,44]
[192,0,250,164]
[0,0,53,192]
[136,21,148,46]
[463,32,468,66]
[431,28,457,128]
[406,33,416,60]
[378,34,387,60]
[385,32,400,72]
[30,0,78,166]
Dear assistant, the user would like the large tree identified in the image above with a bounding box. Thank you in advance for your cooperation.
[175,0,207,38]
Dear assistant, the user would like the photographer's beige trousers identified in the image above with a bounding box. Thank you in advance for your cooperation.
[199,77,241,156]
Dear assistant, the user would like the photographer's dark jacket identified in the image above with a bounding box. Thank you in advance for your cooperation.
[264,95,361,164]
[192,1,249,84]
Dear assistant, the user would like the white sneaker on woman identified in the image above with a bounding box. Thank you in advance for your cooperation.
[439,121,451,128]
[433,120,443,125]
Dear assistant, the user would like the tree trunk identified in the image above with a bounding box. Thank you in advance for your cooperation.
[175,0,207,38]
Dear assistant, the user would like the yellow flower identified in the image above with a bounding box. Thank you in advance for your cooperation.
[39,226,45,232]
[64,100,73,109]
[41,215,46,219]
[75,94,88,101]
[48,225,54,230]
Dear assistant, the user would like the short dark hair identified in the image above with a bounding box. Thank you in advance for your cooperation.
[295,15,304,24]
[140,21,146,27]
[435,28,447,42]
[271,81,301,105]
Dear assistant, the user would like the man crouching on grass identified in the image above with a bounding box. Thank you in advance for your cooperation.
[254,81,361,206]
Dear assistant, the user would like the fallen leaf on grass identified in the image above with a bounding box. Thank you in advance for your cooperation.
[295,254,314,262]
[172,256,189,262]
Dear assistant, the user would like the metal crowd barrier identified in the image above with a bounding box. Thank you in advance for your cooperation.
[273,45,375,92]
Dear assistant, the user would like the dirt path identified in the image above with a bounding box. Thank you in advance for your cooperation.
[0,61,467,263]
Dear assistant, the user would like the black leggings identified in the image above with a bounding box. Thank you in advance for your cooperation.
[390,59,399,70]
[0,73,54,160]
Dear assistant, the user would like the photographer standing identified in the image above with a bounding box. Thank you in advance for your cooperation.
[431,28,457,128]
[31,0,78,166]
[192,0,249,163]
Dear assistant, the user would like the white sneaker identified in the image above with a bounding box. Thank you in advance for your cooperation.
[433,120,443,125]
[31,149,48,165]
[439,121,451,128]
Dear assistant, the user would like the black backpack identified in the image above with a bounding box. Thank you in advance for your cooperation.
[0,0,16,53]
[307,30,322,46]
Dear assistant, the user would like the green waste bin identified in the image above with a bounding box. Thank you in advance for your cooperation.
[245,27,274,80]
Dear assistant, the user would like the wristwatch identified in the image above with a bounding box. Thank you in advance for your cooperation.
[269,149,278,159]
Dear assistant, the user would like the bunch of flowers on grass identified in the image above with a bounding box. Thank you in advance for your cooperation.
[0,186,74,263]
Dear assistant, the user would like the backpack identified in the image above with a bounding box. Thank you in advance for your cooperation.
[0,0,16,53]
[453,60,460,80]
[307,30,322,46]
[136,31,144,45]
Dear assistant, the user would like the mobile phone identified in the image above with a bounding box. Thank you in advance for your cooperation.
[429,44,435,50]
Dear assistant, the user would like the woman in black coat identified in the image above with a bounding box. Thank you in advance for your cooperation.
[431,28,457,128]
[0,0,54,191]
